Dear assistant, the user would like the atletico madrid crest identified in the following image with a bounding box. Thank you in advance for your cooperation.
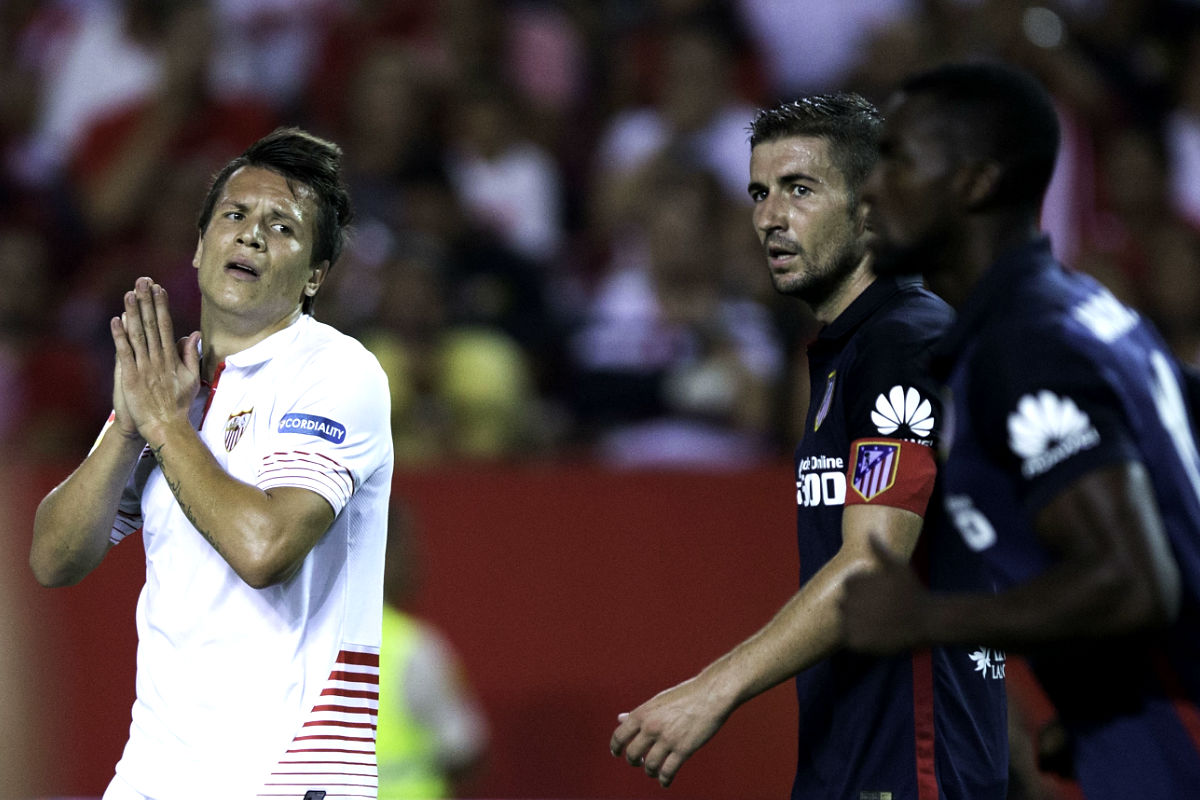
[224,410,253,452]
[850,440,899,501]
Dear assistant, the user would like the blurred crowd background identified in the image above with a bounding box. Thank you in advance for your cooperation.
[2,0,1199,469]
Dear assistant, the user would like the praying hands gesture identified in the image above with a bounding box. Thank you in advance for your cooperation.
[109,276,202,446]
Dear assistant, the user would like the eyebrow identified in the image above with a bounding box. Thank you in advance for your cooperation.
[220,200,302,226]
[747,172,825,193]
[778,171,824,186]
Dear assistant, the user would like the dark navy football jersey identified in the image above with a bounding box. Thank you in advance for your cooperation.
[792,276,1008,800]
[934,237,1200,800]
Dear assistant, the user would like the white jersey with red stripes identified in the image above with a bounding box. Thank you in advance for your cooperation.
[106,314,393,800]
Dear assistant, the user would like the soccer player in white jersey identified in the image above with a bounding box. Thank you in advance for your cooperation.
[30,128,394,800]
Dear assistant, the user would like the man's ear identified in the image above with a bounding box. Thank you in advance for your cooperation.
[957,161,1005,210]
[855,200,872,232]
[855,200,877,249]
[304,261,330,297]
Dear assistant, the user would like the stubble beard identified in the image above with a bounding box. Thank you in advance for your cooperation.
[772,241,864,312]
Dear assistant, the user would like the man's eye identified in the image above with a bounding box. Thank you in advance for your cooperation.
[273,224,292,235]
[790,184,811,197]
[749,189,766,202]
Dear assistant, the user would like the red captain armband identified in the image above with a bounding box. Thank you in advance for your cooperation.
[843,438,938,516]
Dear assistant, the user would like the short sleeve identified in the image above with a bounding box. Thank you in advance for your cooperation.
[840,316,944,515]
[256,343,392,516]
[968,322,1139,513]
[842,319,945,447]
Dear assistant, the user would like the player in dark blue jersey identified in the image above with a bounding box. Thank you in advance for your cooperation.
[843,62,1200,800]
[610,93,1008,799]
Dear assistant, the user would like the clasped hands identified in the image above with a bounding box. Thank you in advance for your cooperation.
[109,276,202,444]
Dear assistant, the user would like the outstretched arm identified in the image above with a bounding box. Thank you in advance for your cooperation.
[112,277,335,589]
[841,462,1180,654]
[609,503,923,788]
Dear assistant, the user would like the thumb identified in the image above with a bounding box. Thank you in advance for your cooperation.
[179,332,202,374]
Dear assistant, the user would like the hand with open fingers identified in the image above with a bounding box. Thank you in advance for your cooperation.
[110,277,202,444]
[609,676,729,788]
[840,534,929,655]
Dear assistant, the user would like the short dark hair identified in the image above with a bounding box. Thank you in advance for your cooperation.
[898,61,1060,209]
[198,127,353,314]
[748,93,883,199]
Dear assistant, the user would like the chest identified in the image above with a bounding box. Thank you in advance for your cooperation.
[795,355,850,510]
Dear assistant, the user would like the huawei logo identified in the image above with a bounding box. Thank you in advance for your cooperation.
[870,385,935,439]
[1007,391,1100,477]
[1072,289,1138,343]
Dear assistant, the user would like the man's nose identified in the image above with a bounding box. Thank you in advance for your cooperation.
[236,219,264,249]
[754,192,785,234]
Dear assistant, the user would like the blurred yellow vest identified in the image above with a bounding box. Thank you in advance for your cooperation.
[377,605,449,799]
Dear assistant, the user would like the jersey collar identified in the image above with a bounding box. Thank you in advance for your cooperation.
[813,274,925,346]
[222,314,312,370]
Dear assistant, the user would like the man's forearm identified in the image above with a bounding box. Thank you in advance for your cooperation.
[715,549,866,705]
[920,560,1165,650]
[144,420,278,581]
[143,419,331,589]
[30,423,145,586]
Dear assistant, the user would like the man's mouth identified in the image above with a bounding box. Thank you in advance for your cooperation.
[225,260,260,277]
[764,232,799,258]
[766,240,799,263]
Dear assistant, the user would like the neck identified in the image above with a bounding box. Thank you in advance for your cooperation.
[928,214,1042,310]
[811,260,876,326]
[200,307,303,381]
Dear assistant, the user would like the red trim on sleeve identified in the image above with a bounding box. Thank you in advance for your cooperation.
[844,438,938,515]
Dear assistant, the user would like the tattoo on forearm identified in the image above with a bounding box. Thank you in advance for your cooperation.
[155,447,224,557]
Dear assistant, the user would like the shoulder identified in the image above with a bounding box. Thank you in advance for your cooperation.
[268,319,391,412]
[972,269,1118,371]
[296,318,388,380]
[859,284,954,356]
